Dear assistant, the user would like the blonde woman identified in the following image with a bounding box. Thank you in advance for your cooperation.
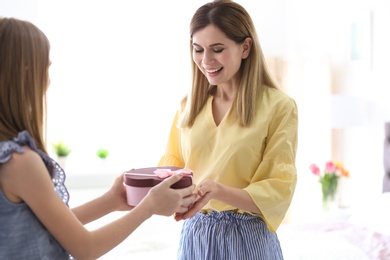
[158,1,298,259]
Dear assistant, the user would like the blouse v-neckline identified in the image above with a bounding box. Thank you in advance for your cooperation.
[207,95,232,127]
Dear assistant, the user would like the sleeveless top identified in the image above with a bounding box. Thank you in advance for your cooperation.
[0,131,71,259]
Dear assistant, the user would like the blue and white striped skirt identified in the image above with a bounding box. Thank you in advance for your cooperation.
[177,211,283,260]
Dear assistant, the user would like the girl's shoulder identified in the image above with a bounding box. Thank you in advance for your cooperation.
[2,145,42,172]
[0,131,69,204]
[0,131,32,164]
[1,131,48,164]
[1,131,51,169]
[0,132,45,203]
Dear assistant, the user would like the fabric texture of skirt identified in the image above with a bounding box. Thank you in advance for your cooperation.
[177,211,283,260]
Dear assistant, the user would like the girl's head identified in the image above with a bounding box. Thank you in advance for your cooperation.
[0,17,50,152]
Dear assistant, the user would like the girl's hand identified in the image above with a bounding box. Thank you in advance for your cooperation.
[104,173,133,211]
[140,174,197,217]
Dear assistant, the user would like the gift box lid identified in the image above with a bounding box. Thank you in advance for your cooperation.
[124,166,192,189]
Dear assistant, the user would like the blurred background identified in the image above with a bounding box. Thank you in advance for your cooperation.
[1,0,390,222]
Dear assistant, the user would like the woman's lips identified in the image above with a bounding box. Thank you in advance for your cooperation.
[205,67,223,76]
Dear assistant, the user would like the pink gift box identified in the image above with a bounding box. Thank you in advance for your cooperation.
[123,166,193,206]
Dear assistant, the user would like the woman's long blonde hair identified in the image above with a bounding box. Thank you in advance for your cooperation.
[179,0,278,128]
[0,17,50,153]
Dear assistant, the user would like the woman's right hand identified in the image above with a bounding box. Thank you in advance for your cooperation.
[140,174,197,217]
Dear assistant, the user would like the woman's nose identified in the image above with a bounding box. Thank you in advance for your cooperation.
[202,51,215,66]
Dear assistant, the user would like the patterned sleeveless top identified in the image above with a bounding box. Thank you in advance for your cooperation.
[0,131,71,259]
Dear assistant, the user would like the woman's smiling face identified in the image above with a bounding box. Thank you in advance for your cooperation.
[192,24,249,87]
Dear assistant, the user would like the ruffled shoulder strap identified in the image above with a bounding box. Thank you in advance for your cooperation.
[0,136,25,163]
[0,131,69,205]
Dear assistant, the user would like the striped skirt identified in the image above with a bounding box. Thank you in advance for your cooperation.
[177,211,283,260]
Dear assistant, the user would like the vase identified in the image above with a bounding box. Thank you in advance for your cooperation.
[322,194,338,212]
[321,173,339,211]
[57,156,67,170]
[99,158,108,174]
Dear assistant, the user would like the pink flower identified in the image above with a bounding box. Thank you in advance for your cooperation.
[324,161,336,173]
[309,161,350,179]
[309,163,320,176]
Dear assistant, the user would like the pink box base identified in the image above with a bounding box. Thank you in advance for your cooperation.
[125,186,150,206]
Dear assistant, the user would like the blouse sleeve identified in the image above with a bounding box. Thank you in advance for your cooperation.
[244,97,298,232]
[158,111,185,168]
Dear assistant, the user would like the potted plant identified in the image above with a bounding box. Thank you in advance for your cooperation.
[96,148,109,159]
[96,148,109,174]
[52,141,72,169]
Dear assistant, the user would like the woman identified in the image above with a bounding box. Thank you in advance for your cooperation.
[0,17,196,259]
[158,1,298,259]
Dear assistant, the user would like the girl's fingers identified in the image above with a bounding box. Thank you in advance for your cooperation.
[181,194,197,208]
[161,174,184,186]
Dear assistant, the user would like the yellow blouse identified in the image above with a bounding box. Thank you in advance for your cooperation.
[159,87,298,232]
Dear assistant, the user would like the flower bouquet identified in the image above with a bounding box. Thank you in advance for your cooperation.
[309,161,350,210]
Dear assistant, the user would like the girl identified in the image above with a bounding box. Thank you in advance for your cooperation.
[0,17,196,259]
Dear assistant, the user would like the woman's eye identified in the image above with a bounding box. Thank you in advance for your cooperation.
[194,48,223,54]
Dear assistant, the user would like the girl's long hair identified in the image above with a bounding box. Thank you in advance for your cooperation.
[0,17,50,153]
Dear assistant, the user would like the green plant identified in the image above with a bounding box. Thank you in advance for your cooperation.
[96,148,109,159]
[52,141,72,157]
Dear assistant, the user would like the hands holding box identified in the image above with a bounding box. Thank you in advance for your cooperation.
[124,166,193,206]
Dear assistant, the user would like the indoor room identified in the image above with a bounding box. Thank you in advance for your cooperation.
[1,0,389,259]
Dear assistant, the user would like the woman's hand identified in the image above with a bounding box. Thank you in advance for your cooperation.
[140,174,197,217]
[174,179,217,221]
[175,179,262,221]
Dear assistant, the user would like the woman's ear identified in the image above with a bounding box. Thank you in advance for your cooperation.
[242,37,253,59]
